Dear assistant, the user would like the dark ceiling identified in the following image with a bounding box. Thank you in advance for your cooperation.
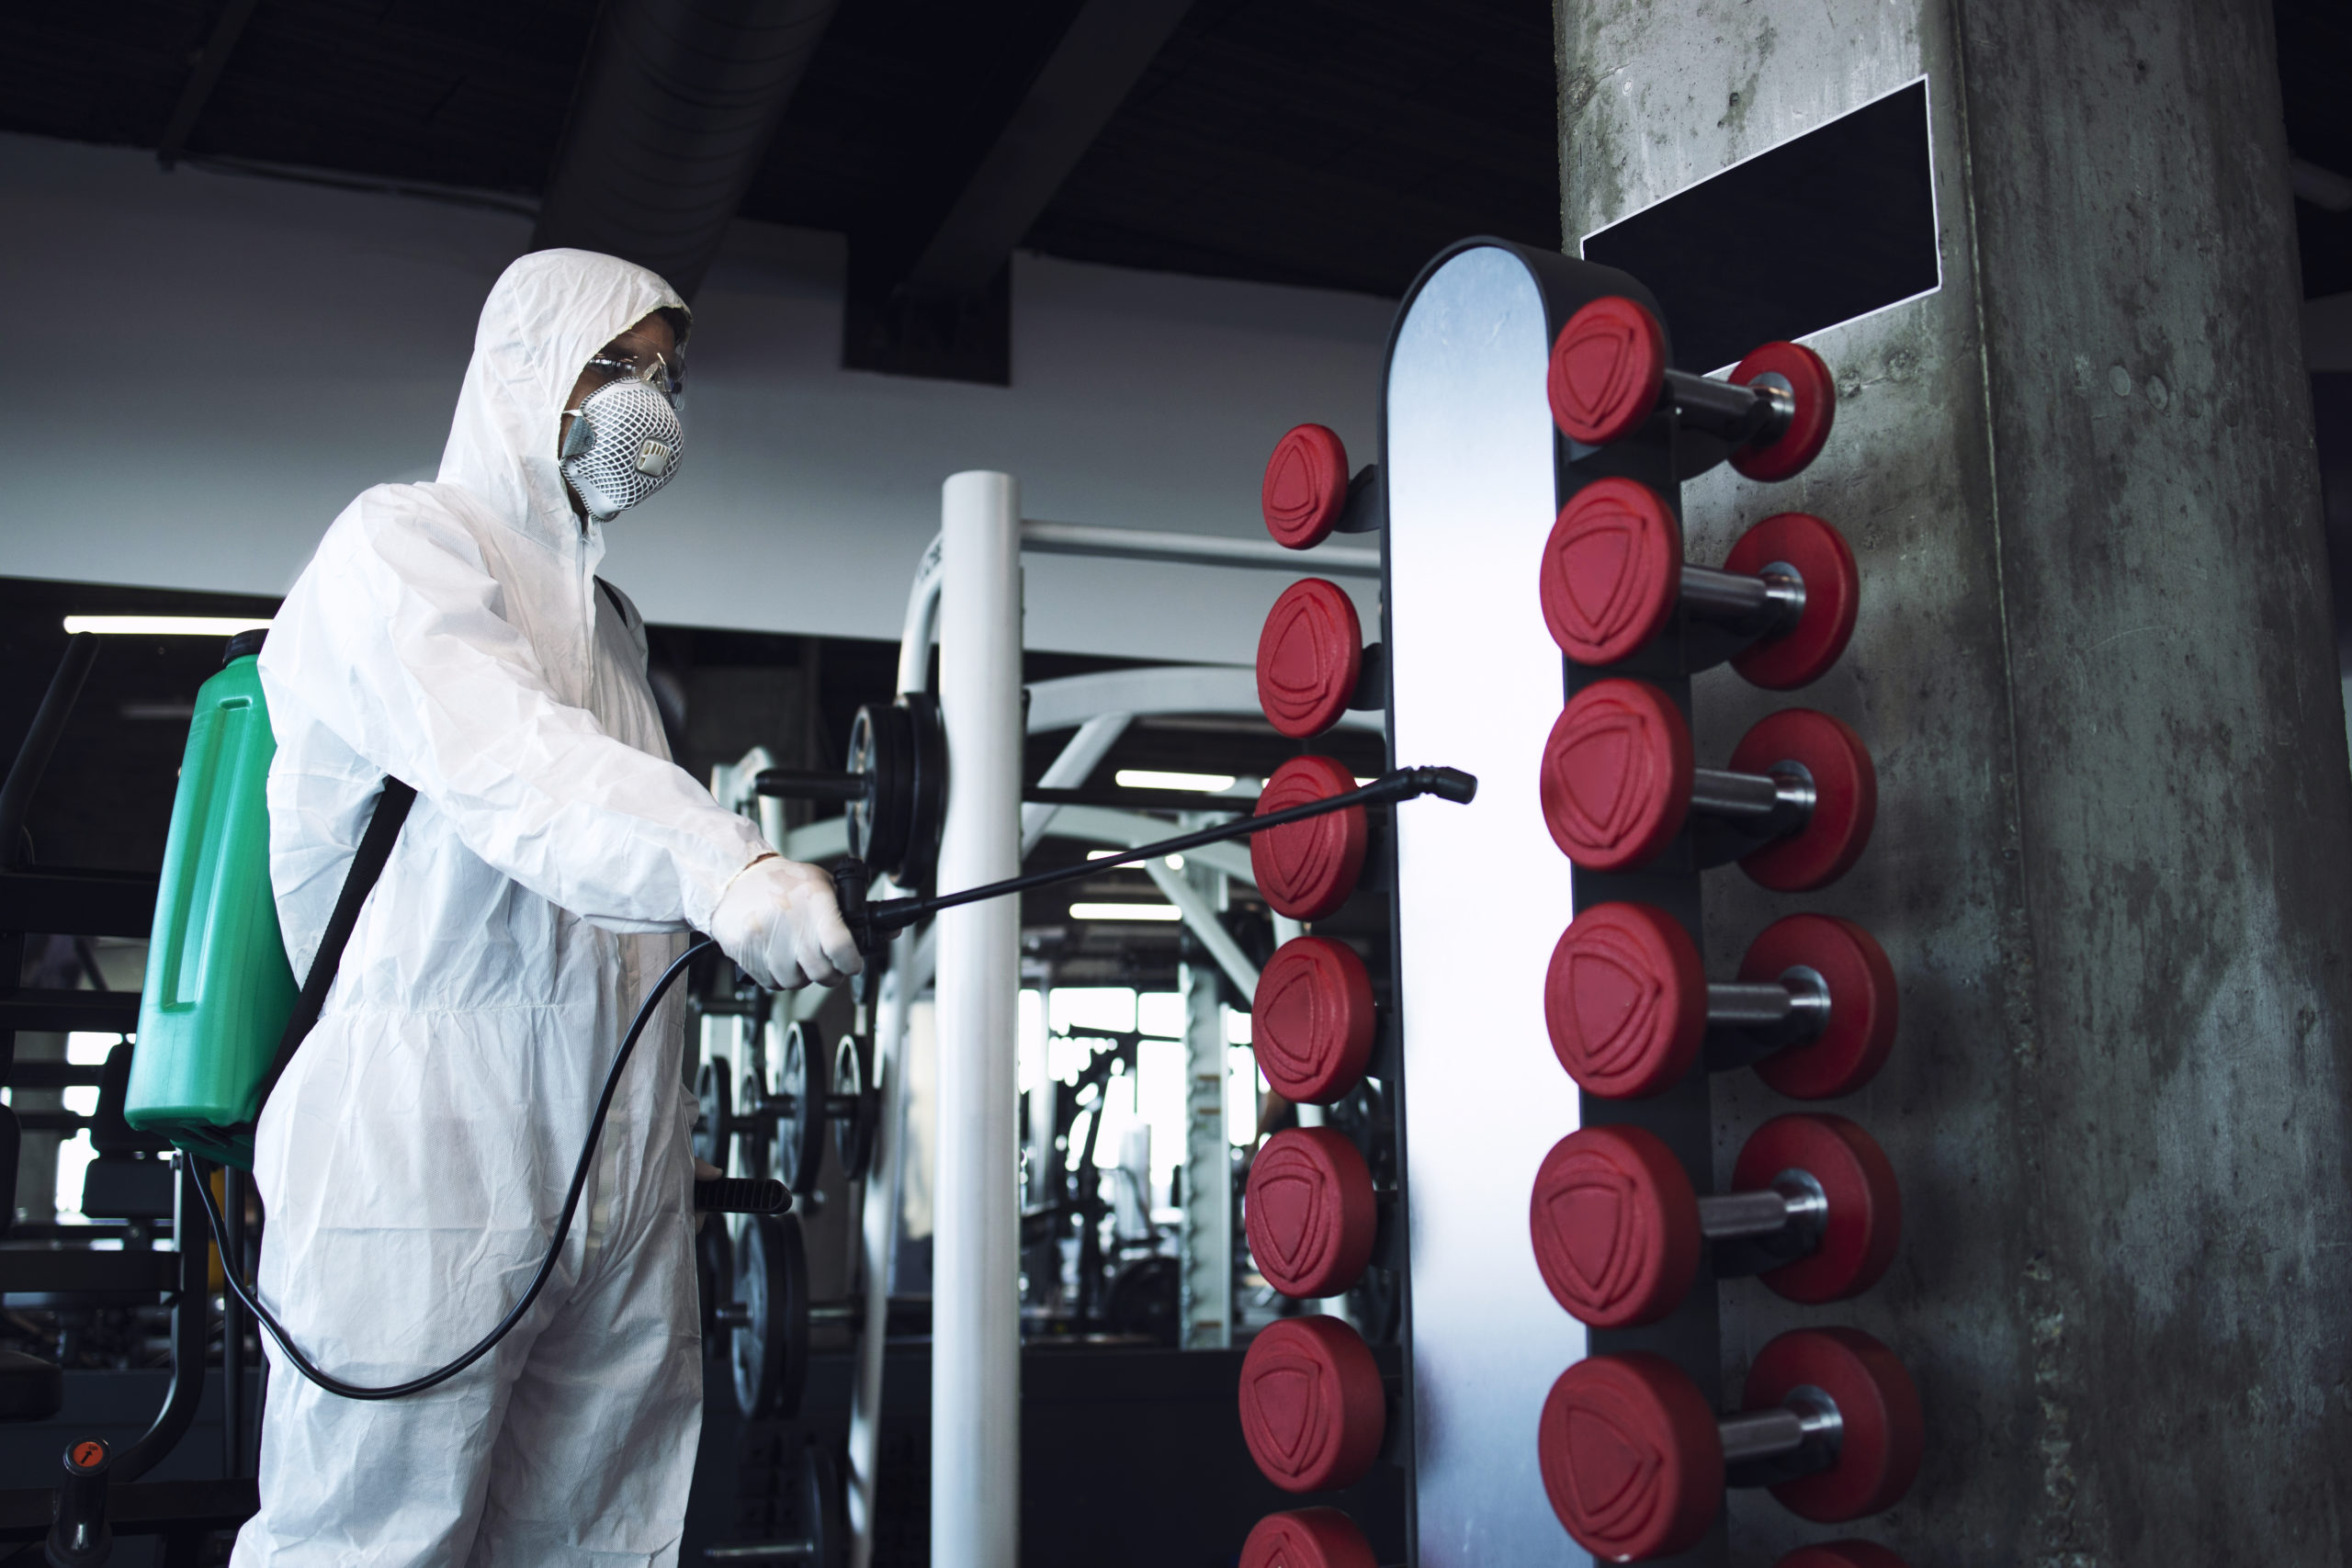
[8,0,1560,300]
[2276,0,2352,298]
[2,1,2342,300]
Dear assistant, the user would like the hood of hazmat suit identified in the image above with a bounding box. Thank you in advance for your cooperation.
[240,250,772,1567]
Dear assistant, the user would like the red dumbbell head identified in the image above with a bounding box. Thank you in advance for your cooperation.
[1251,756,1368,921]
[1240,1509,1377,1568]
[1722,512,1860,690]
[1540,680,1693,872]
[1742,1327,1923,1523]
[1538,1352,1722,1562]
[1259,579,1363,739]
[1733,1113,1902,1305]
[1253,936,1376,1104]
[1726,709,1875,891]
[1249,1128,1378,1300]
[1544,902,1705,1100]
[1548,296,1668,446]
[1238,1315,1386,1494]
[1530,1123,1702,1328]
[1739,914,1897,1099]
[1263,424,1351,549]
[1540,479,1684,667]
[1775,1543,1910,1568]
[1729,341,1836,481]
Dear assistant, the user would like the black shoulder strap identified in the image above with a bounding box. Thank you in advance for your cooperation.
[594,576,630,626]
[250,778,417,1118]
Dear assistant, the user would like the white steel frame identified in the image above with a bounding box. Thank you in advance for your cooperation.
[830,502,1385,1568]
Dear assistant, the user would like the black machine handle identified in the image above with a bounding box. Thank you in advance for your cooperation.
[695,1176,793,1214]
[831,763,1476,951]
[47,1435,113,1566]
[753,768,868,805]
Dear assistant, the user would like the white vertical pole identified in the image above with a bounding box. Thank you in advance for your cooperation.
[1178,861,1231,1349]
[932,470,1022,1568]
[846,926,915,1568]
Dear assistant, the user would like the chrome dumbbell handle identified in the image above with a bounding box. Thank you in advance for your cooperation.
[1665,365,1797,449]
[1719,1383,1844,1488]
[1697,1168,1831,1279]
[1690,761,1816,838]
[1680,558,1805,639]
[1704,965,1833,1072]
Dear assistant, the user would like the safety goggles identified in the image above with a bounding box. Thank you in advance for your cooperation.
[578,348,686,404]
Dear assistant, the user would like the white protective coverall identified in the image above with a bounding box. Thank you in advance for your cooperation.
[241,249,774,1565]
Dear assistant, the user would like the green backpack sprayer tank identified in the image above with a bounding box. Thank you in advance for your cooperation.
[124,630,297,1168]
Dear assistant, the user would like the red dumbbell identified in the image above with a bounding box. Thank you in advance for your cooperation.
[1238,1315,1387,1494]
[1528,1117,1901,1329]
[1261,425,1380,550]
[1252,937,1377,1105]
[1540,679,1874,890]
[1544,903,1897,1100]
[1248,1128,1379,1300]
[1240,1509,1379,1568]
[1545,295,1836,482]
[1539,476,1859,687]
[1252,757,1368,920]
[1538,1329,1923,1562]
[1258,578,1382,739]
[1777,1546,1910,1568]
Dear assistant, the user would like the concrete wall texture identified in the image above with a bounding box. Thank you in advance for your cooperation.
[1556,2,2352,1562]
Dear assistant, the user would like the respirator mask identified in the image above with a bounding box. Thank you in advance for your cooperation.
[560,351,686,522]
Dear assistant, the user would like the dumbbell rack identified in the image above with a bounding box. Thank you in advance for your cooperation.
[1385,240,1724,1567]
[1234,240,1916,1568]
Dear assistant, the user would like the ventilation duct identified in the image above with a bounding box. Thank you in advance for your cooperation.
[532,0,839,302]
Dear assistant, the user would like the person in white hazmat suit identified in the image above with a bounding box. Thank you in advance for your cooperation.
[238,248,858,1564]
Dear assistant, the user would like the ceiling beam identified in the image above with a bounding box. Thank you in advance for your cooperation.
[533,0,842,302]
[156,0,262,170]
[842,0,1193,383]
[905,0,1196,297]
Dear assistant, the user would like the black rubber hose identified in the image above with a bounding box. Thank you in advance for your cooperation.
[192,937,714,1400]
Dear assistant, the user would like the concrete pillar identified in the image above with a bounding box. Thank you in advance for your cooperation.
[1556,2,2352,1559]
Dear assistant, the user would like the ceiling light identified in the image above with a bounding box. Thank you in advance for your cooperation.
[1068,902,1183,922]
[1081,849,1185,870]
[1114,769,1237,793]
[62,615,272,637]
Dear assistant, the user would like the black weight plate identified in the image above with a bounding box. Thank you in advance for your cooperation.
[843,705,876,865]
[736,1073,773,1181]
[1326,1077,1403,1345]
[846,703,912,879]
[779,1022,826,1196]
[831,1033,876,1181]
[798,1441,849,1568]
[730,1212,809,1420]
[695,1219,732,1339]
[899,693,948,892]
[693,1057,731,1168]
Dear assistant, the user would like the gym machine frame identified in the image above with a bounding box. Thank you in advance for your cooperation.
[712,489,1388,1568]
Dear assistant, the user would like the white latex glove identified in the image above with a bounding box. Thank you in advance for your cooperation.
[707,853,865,990]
